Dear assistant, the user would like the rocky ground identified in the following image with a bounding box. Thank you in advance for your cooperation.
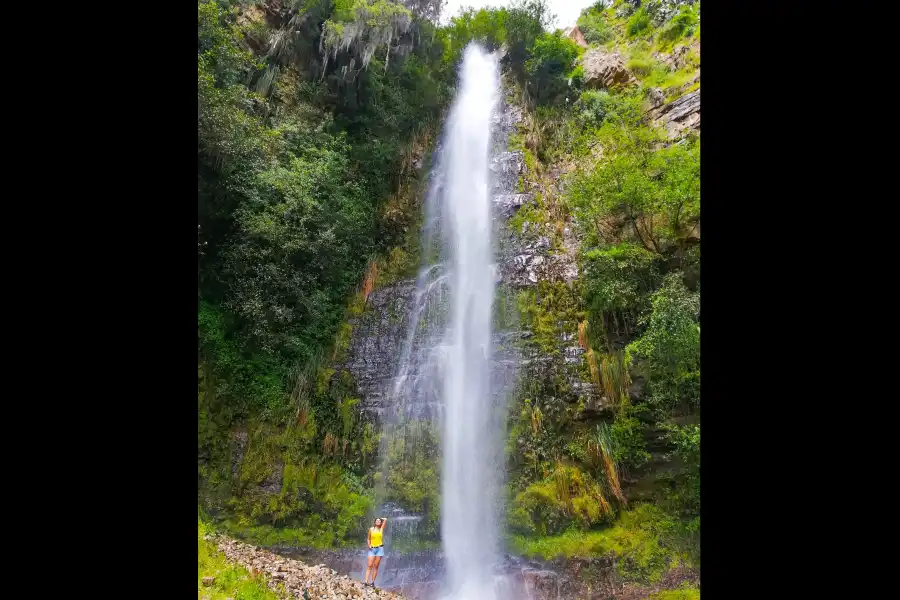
[203,534,403,600]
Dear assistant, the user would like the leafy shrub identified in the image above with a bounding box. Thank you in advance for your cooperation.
[198,302,290,420]
[661,422,700,515]
[610,400,651,470]
[627,274,700,412]
[442,6,509,65]
[505,0,554,72]
[658,4,699,46]
[525,31,582,106]
[566,123,698,254]
[626,7,652,37]
[583,243,662,320]
[577,6,614,45]
[576,90,643,129]
[568,63,585,87]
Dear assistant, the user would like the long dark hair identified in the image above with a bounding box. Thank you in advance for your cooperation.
[372,517,383,527]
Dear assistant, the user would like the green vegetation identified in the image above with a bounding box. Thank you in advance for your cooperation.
[199,518,282,599]
[650,584,701,600]
[502,0,701,585]
[572,1,702,102]
[627,276,700,416]
[198,0,457,542]
[443,1,582,108]
[198,2,699,595]
[525,31,583,106]
[509,462,617,535]
[626,8,652,38]
[658,4,700,48]
[517,281,584,356]
[578,2,614,45]
[509,504,691,583]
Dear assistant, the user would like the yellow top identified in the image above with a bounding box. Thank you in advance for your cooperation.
[369,526,383,547]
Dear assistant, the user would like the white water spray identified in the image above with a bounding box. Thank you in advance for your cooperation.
[439,44,502,600]
[372,43,510,598]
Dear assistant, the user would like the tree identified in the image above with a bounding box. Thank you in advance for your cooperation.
[400,0,445,22]
[525,32,581,106]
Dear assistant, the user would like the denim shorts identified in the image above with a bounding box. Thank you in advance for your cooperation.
[368,546,384,557]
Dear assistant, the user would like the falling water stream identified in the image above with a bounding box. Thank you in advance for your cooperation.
[368,44,518,599]
[439,45,502,600]
[275,42,595,600]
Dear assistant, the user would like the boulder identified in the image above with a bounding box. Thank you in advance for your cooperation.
[582,50,637,90]
[647,88,700,139]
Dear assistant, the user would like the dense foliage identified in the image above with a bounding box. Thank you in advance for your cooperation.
[198,0,583,544]
[198,0,456,537]
[502,0,700,576]
[198,2,700,590]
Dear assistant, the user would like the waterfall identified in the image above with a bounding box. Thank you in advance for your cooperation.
[374,43,510,599]
[438,44,502,599]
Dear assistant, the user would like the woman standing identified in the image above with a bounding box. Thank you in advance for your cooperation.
[364,517,387,587]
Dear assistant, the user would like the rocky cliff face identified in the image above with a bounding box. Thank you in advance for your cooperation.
[336,98,532,422]
[332,94,606,428]
[293,98,606,599]
[648,88,700,139]
[582,49,638,90]
[339,279,419,419]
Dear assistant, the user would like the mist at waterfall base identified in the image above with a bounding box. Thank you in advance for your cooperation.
[373,44,509,599]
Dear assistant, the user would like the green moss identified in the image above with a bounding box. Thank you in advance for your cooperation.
[509,463,615,536]
[517,281,584,356]
[509,504,689,584]
[377,245,418,287]
[347,290,368,317]
[231,456,373,547]
[508,131,526,152]
[523,146,538,175]
[219,519,360,549]
[226,402,374,545]
[650,584,701,600]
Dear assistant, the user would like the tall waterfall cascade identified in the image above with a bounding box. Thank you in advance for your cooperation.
[439,45,502,599]
[372,44,521,599]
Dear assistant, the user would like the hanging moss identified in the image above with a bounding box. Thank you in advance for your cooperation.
[321,0,412,71]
